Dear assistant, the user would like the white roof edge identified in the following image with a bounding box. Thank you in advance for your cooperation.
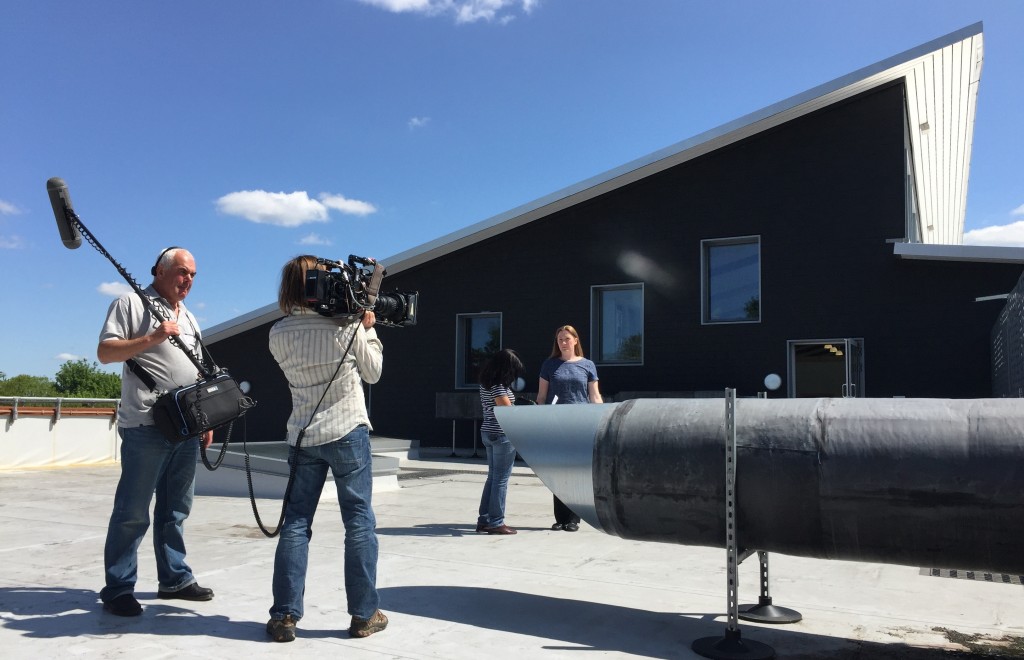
[205,301,281,343]
[894,242,1024,264]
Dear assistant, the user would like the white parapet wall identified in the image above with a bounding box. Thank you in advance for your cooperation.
[0,398,120,469]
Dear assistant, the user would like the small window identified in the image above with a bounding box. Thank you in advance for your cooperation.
[591,283,643,365]
[702,236,761,324]
[455,313,501,388]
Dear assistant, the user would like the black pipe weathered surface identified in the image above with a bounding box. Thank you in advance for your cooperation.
[495,398,1024,574]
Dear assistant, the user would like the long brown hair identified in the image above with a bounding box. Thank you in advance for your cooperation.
[278,255,322,314]
[549,324,584,359]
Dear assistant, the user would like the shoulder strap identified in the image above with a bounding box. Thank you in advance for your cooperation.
[125,358,158,392]
[121,295,158,392]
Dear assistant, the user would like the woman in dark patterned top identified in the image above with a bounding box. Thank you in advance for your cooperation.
[476,348,524,535]
[536,325,602,532]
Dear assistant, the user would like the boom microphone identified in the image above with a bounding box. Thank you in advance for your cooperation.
[46,177,83,249]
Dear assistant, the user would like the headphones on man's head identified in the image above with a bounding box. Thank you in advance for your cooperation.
[151,246,182,276]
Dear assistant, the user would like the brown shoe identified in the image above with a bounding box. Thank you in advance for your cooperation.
[349,609,388,638]
[484,524,517,535]
[266,615,297,642]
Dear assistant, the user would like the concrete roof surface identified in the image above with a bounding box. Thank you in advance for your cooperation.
[2,456,1023,659]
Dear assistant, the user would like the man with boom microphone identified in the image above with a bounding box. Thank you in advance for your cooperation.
[97,246,216,617]
[46,179,215,617]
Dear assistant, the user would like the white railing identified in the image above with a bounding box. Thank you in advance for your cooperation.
[0,396,121,469]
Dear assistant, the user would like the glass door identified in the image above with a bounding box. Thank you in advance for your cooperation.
[843,338,864,398]
[788,339,865,398]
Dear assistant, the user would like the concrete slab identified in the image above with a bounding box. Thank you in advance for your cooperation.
[1,459,1022,659]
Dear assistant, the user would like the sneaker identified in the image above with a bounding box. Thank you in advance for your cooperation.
[349,609,388,638]
[266,615,297,643]
[157,582,214,601]
[103,593,142,617]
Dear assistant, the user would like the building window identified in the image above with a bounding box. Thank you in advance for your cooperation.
[591,283,643,365]
[455,313,501,388]
[702,236,761,324]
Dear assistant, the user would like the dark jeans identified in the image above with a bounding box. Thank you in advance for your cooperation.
[101,425,199,602]
[270,425,379,622]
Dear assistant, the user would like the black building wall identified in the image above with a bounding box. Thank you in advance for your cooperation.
[209,323,290,443]
[211,81,1023,447]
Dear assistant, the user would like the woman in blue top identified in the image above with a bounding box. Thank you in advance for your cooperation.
[536,325,602,532]
[476,348,524,535]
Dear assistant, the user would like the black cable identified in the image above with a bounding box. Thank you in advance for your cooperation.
[200,420,233,470]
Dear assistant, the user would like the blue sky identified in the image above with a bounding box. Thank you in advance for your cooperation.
[2,0,1023,380]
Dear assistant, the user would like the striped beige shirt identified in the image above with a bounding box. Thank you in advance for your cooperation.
[268,309,383,447]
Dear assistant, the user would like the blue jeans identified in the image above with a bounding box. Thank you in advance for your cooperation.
[270,425,379,622]
[101,425,199,602]
[477,431,516,529]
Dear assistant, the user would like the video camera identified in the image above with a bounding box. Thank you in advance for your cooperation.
[305,255,418,328]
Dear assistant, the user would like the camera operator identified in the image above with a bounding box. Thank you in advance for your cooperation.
[265,255,388,643]
[96,247,215,617]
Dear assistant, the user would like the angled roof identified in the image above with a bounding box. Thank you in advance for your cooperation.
[207,23,1000,343]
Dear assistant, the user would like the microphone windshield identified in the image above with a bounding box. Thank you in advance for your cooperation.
[46,177,83,249]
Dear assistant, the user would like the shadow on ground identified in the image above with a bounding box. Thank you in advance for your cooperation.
[3,585,1021,658]
[0,587,263,642]
[380,585,1024,659]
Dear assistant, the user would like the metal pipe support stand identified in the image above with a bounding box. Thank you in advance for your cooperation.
[692,389,775,660]
[739,551,802,624]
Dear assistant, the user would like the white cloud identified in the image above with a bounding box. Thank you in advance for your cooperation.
[963,221,1024,247]
[319,193,377,216]
[299,233,333,246]
[0,234,25,249]
[357,0,539,23]
[357,0,446,15]
[216,190,377,227]
[54,352,82,362]
[1012,203,1024,217]
[216,190,329,227]
[98,281,134,297]
[0,199,20,215]
[408,116,430,130]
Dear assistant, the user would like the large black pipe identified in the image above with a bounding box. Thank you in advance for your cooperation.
[495,398,1024,574]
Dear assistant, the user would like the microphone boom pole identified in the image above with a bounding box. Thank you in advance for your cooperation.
[46,177,214,379]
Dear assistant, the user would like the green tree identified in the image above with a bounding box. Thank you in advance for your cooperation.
[0,374,58,397]
[744,296,760,320]
[615,333,644,361]
[54,359,121,399]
